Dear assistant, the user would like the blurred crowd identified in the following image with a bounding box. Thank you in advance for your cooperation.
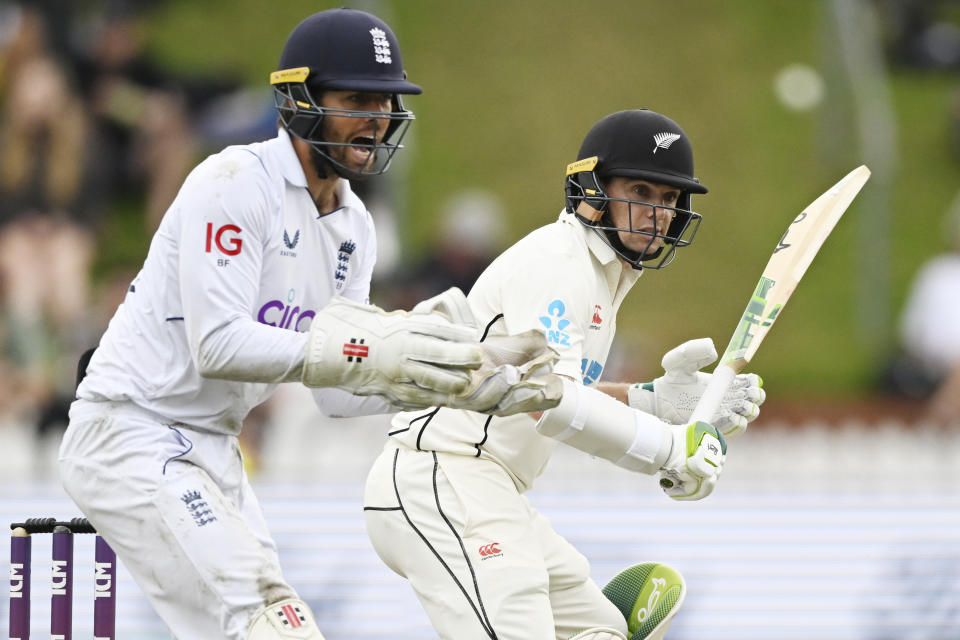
[0,1,281,469]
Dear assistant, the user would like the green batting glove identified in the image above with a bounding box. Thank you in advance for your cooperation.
[656,421,726,501]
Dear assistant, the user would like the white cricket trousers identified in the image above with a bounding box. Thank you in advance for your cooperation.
[363,444,627,640]
[58,399,298,640]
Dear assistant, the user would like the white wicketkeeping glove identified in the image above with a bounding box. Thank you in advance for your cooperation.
[409,286,479,328]
[302,295,483,409]
[410,288,563,415]
[449,330,563,416]
[657,421,727,501]
[628,338,765,438]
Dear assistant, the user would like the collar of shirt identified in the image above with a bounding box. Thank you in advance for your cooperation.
[275,127,308,188]
[558,210,641,303]
[274,127,365,215]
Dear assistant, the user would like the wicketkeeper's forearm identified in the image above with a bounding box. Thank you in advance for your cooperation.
[194,318,308,383]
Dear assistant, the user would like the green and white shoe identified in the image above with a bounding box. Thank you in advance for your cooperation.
[602,562,686,640]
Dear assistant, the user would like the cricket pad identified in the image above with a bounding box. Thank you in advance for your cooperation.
[601,562,686,640]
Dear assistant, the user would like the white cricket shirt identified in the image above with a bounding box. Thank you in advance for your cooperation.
[77,129,380,434]
[388,211,641,491]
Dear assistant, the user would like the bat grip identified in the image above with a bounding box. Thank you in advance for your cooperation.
[690,364,736,424]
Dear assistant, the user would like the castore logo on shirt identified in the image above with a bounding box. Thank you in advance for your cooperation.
[282,229,300,257]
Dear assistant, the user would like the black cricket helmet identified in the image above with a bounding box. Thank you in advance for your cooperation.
[565,109,708,270]
[271,8,422,177]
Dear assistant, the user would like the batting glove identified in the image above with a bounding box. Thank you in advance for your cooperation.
[628,338,765,438]
[302,296,483,408]
[657,421,727,501]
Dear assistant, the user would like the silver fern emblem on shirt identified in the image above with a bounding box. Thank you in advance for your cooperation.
[652,132,682,153]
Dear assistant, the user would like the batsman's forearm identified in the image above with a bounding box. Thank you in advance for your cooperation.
[594,381,630,403]
[536,378,671,474]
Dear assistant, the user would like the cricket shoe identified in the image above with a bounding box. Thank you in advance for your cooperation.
[602,562,686,640]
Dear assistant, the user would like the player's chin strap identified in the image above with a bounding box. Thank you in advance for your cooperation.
[247,598,325,639]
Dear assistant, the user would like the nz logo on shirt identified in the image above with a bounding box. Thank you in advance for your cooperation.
[335,240,356,290]
[539,299,571,348]
[281,229,300,257]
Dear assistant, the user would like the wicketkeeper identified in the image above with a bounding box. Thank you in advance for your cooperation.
[58,9,558,640]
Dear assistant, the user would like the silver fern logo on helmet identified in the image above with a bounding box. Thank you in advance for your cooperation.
[369,28,392,64]
[652,132,682,154]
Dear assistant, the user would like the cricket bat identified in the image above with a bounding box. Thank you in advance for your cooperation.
[689,165,872,425]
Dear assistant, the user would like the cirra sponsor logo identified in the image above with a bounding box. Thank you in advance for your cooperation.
[257,301,316,332]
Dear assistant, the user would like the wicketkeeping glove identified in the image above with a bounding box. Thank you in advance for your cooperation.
[447,330,562,416]
[409,286,479,328]
[657,421,727,501]
[302,296,483,408]
[628,338,765,438]
[412,288,563,416]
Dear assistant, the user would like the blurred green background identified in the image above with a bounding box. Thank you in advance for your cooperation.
[115,0,960,398]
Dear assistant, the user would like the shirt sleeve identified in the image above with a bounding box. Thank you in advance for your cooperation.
[482,252,591,381]
[177,154,308,383]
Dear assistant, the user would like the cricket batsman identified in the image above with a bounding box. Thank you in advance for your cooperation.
[363,109,766,640]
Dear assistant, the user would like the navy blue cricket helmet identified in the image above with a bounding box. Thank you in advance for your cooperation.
[271,8,421,176]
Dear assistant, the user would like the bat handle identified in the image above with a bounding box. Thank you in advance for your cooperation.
[690,364,736,424]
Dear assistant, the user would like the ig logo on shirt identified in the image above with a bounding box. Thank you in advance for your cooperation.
[205,223,243,266]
